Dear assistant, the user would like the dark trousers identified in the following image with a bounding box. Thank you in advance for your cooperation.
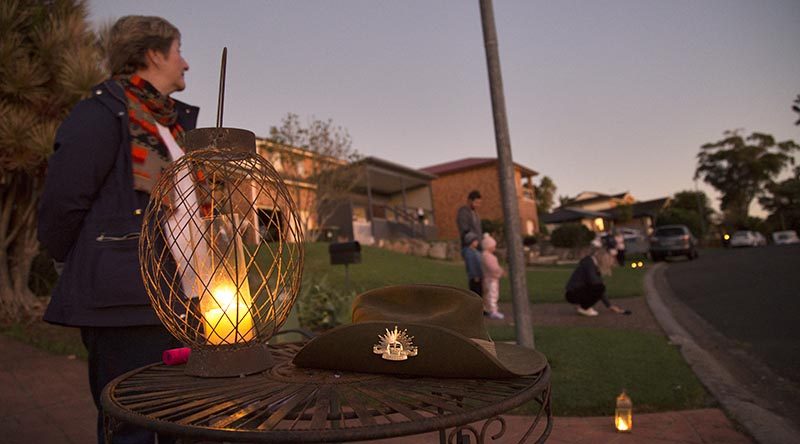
[81,325,180,444]
[616,249,626,266]
[565,284,606,309]
[469,278,483,298]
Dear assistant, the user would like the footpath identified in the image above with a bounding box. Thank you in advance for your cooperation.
[0,266,759,444]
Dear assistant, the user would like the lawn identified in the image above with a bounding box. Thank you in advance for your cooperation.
[489,325,713,416]
[302,242,646,306]
[2,242,707,417]
[1,321,711,417]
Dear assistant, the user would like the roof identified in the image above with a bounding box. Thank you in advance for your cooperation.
[420,157,538,177]
[540,207,611,224]
[352,156,436,195]
[631,197,670,217]
[569,191,631,206]
[357,156,437,181]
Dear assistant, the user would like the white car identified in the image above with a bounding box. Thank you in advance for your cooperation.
[729,230,765,247]
[772,230,800,245]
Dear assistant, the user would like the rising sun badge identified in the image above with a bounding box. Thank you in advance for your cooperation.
[373,326,418,361]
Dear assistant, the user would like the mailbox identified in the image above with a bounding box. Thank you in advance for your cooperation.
[329,241,361,265]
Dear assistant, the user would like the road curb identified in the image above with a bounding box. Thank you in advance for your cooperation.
[644,263,800,444]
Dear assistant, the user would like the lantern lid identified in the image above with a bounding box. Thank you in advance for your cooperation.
[183,127,256,153]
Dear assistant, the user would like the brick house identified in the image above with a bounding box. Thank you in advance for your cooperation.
[420,157,539,240]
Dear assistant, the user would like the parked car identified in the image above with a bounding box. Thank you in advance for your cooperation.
[649,225,698,261]
[729,230,765,247]
[772,230,800,245]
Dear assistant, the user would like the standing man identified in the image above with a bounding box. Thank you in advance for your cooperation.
[457,190,483,295]
[457,190,483,246]
[38,16,197,444]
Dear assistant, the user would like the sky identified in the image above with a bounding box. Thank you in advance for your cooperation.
[88,0,800,214]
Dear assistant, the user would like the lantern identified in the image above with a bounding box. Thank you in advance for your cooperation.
[614,390,633,432]
[140,127,304,377]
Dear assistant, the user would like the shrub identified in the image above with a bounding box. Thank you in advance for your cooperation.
[550,224,595,248]
[296,276,353,331]
[522,234,539,246]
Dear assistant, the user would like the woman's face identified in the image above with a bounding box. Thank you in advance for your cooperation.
[159,39,189,94]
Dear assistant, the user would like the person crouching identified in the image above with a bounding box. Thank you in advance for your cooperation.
[565,247,628,316]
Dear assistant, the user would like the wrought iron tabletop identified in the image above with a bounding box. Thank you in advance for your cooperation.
[101,342,551,443]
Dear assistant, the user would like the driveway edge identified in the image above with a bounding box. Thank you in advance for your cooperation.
[644,263,799,444]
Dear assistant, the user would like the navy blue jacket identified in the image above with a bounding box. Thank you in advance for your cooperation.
[39,80,199,327]
[565,255,603,292]
[462,246,483,280]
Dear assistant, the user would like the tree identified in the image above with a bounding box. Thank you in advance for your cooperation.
[695,130,799,226]
[558,195,574,208]
[656,208,703,237]
[534,175,556,216]
[759,167,800,232]
[550,223,594,248]
[0,0,104,321]
[268,113,361,241]
[656,190,715,237]
[793,94,800,126]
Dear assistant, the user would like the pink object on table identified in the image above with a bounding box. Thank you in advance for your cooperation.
[162,347,191,365]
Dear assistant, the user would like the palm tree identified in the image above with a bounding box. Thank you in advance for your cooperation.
[0,0,104,321]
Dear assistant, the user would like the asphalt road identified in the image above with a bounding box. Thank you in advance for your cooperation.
[663,244,800,385]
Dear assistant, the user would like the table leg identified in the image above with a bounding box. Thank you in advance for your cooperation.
[518,384,553,444]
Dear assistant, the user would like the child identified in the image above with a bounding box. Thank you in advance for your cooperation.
[462,232,483,297]
[480,234,506,320]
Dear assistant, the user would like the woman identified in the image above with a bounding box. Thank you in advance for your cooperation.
[39,15,197,444]
[564,247,629,316]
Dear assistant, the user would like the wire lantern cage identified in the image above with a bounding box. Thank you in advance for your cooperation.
[140,128,304,377]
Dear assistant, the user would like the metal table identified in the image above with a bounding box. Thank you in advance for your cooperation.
[101,342,551,443]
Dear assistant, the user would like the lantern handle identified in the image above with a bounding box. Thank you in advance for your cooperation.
[216,47,227,128]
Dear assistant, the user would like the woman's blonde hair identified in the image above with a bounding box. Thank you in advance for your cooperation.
[593,248,616,277]
[107,16,180,76]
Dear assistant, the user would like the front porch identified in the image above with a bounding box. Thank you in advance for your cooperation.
[328,157,438,244]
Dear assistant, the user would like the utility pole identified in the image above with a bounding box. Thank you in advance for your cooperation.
[479,0,534,348]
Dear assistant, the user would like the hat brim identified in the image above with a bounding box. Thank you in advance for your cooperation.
[292,321,547,379]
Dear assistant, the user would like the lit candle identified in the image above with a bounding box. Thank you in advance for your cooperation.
[614,390,633,432]
[202,283,255,345]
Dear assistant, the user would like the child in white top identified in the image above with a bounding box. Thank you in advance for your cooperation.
[480,234,506,320]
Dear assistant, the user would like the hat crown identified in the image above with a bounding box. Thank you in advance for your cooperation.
[353,285,491,341]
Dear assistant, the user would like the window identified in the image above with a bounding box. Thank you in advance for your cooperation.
[352,205,367,222]
[594,218,605,232]
[526,220,535,235]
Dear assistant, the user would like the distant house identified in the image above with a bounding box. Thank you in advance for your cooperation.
[326,157,437,244]
[420,157,539,240]
[540,207,613,233]
[543,191,669,234]
[256,139,437,244]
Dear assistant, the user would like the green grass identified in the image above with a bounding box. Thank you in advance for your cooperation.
[1,322,87,360]
[488,325,713,416]
[2,321,712,417]
[302,242,647,304]
[4,243,699,417]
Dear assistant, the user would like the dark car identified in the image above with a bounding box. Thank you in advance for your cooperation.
[649,225,698,261]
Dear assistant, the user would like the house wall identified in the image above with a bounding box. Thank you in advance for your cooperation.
[430,165,539,240]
